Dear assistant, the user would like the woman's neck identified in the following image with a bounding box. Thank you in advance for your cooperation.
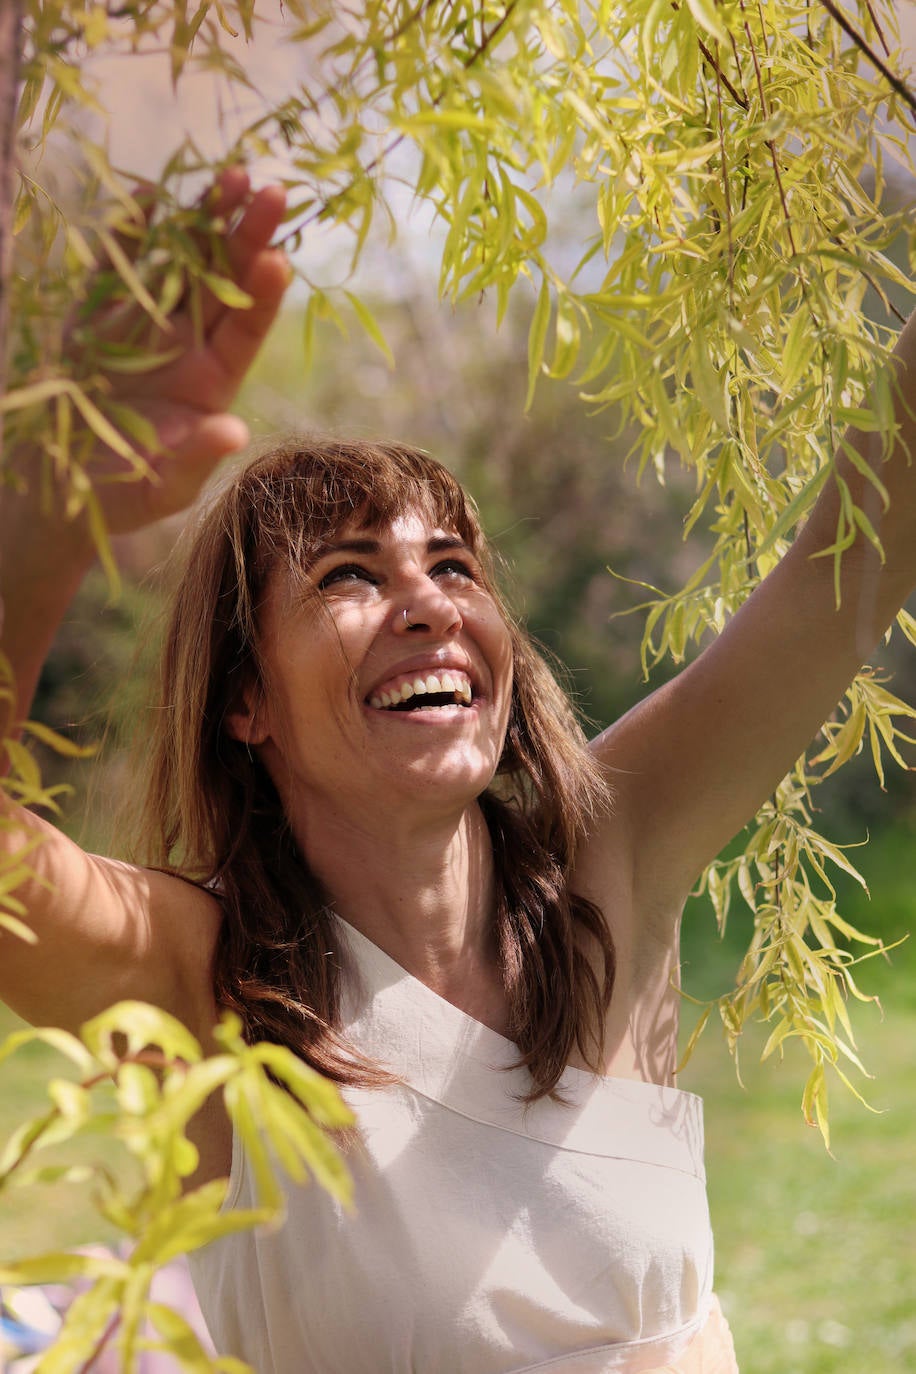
[300,799,501,994]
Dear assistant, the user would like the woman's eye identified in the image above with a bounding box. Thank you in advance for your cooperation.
[317,563,377,589]
[431,558,476,582]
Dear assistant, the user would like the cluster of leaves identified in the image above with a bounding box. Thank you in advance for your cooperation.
[0,1001,352,1372]
[231,0,916,1131]
[0,649,93,945]
[2,4,916,1361]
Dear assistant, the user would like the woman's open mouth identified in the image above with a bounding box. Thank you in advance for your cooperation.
[368,670,474,712]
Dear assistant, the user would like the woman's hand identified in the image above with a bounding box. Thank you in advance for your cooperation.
[69,166,290,534]
[0,167,289,719]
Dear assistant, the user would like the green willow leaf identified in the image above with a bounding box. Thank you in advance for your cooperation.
[82,1001,204,1066]
[0,1253,126,1286]
[345,290,395,367]
[21,718,96,758]
[98,229,171,331]
[201,272,255,310]
[525,274,551,411]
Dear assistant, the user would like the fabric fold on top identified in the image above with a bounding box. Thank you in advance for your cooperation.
[336,915,707,1173]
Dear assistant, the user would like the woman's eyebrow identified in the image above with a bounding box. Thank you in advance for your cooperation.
[314,535,473,556]
[428,536,474,554]
[314,537,382,556]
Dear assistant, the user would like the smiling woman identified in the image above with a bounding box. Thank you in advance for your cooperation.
[2,174,916,1374]
[142,437,615,1103]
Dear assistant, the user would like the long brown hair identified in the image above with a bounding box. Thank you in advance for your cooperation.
[137,436,615,1099]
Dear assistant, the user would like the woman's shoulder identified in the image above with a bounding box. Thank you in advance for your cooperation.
[137,864,224,1028]
[0,805,223,1037]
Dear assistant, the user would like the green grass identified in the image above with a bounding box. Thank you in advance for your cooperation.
[678,818,916,1373]
[684,1013,916,1374]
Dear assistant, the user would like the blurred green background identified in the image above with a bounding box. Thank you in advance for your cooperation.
[2,285,915,1372]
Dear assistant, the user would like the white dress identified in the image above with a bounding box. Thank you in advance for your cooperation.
[188,918,718,1373]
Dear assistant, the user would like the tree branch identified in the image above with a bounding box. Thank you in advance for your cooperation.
[0,0,24,463]
[288,0,520,243]
[818,0,916,122]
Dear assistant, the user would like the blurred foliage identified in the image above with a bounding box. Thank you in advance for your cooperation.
[0,1002,352,1372]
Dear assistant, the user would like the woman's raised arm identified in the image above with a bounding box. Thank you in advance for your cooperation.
[1,169,289,717]
[0,170,289,1033]
[588,307,916,916]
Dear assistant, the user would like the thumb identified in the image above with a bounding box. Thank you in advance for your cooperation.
[152,413,251,517]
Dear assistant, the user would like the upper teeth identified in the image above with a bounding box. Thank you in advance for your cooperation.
[369,672,473,710]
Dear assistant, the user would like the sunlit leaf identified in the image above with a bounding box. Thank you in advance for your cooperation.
[526,274,551,411]
[201,272,255,310]
[21,719,96,759]
[345,290,395,368]
[82,1001,204,1066]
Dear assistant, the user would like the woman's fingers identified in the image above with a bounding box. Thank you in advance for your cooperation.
[205,165,252,220]
[87,171,286,352]
[207,239,291,395]
[57,170,289,534]
[223,183,288,280]
[144,411,253,521]
[94,175,289,403]
[197,177,288,337]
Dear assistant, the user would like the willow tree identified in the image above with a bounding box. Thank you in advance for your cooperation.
[1,0,915,1365]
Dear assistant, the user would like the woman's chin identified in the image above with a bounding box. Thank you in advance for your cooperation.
[373,750,498,810]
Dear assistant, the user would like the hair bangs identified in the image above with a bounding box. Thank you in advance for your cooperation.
[241,438,484,589]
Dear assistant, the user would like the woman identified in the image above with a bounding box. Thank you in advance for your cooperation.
[1,170,914,1373]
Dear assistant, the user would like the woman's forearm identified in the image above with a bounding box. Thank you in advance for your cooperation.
[0,472,96,726]
[796,306,916,639]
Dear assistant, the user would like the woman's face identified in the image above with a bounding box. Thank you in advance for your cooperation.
[232,508,514,833]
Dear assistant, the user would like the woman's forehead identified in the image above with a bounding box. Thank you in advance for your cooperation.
[324,508,463,546]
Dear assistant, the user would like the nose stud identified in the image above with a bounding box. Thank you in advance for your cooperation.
[401,606,462,632]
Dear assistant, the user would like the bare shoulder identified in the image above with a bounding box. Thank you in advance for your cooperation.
[101,858,224,1018]
[0,799,222,1036]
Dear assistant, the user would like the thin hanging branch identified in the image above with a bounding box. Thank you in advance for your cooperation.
[0,0,24,463]
[860,0,891,57]
[668,0,751,109]
[818,0,916,120]
[714,43,737,299]
[697,35,750,110]
[287,0,519,242]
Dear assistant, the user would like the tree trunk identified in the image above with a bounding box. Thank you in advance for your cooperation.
[0,0,24,462]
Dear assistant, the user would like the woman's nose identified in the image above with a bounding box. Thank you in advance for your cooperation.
[395,582,462,637]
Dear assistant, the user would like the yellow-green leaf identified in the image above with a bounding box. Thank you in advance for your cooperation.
[526,275,551,411]
[345,291,394,368]
[202,272,255,310]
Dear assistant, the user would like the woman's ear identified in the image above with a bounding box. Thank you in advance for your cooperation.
[224,682,270,747]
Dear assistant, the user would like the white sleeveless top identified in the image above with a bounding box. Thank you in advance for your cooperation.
[189,918,715,1373]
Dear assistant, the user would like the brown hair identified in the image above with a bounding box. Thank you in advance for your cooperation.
[137,436,615,1099]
